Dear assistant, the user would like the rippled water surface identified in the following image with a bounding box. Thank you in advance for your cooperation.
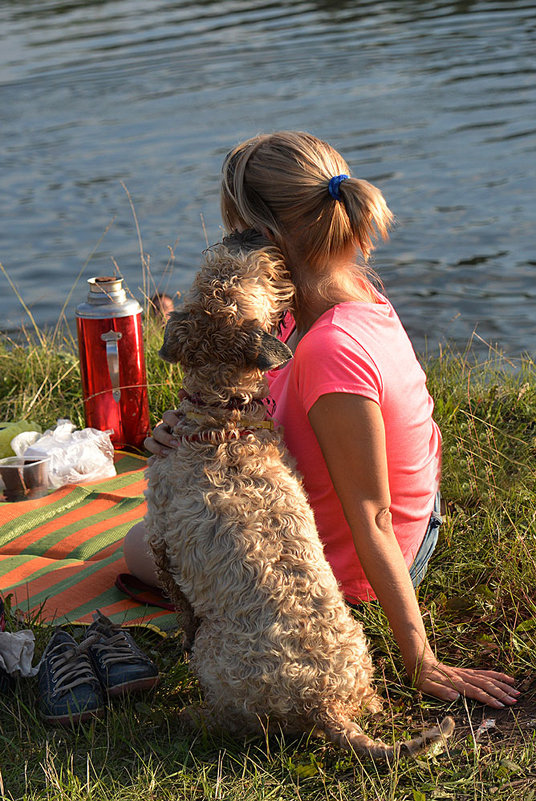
[1,0,535,355]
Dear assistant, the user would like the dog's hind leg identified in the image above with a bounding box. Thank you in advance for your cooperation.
[169,585,200,652]
[149,535,200,651]
[318,712,455,762]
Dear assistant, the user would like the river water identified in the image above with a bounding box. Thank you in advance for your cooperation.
[1,0,535,356]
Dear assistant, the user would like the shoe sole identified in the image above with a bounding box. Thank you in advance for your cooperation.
[41,706,105,727]
[107,675,160,698]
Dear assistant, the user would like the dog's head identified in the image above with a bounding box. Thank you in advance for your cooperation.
[159,231,294,395]
[159,311,292,372]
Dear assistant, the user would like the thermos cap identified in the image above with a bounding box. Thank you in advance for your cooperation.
[76,276,142,319]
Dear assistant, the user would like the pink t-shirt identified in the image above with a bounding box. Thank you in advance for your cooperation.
[268,295,442,603]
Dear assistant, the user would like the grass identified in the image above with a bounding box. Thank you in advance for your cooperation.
[1,315,536,800]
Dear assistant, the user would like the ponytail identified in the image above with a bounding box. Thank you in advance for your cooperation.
[335,176,393,260]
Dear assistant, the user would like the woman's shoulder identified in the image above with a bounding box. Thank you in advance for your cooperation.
[302,294,395,344]
[294,304,382,373]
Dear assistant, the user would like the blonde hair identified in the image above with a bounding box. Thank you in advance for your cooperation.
[220,131,393,322]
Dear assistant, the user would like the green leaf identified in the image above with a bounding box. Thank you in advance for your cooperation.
[499,758,522,773]
[516,617,536,632]
[475,583,495,599]
[293,763,319,778]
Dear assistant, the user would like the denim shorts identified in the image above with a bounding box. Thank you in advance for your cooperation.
[408,492,442,589]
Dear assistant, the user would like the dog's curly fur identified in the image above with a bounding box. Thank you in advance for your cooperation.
[144,230,454,760]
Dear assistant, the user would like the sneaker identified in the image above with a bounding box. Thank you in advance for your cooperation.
[38,629,105,725]
[84,612,159,697]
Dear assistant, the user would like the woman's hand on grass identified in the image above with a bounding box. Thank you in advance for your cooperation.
[144,409,182,456]
[413,657,519,709]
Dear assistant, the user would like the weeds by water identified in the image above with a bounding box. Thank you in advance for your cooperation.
[1,320,536,799]
[0,313,178,432]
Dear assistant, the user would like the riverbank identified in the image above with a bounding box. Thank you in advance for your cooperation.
[1,325,535,800]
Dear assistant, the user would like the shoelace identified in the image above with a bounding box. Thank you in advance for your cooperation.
[90,630,143,667]
[47,634,100,696]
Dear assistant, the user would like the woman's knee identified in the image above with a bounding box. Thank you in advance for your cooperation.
[123,521,160,587]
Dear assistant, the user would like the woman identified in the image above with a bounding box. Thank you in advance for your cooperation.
[125,131,518,709]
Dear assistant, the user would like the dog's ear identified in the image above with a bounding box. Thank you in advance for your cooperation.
[248,329,293,371]
[159,310,190,363]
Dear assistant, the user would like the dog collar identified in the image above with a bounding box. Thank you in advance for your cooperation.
[184,411,274,430]
[181,391,260,412]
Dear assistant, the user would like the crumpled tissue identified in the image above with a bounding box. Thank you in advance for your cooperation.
[0,629,39,677]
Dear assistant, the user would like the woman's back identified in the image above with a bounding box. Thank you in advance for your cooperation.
[268,294,441,603]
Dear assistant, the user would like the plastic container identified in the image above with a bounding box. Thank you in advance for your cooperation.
[0,455,50,502]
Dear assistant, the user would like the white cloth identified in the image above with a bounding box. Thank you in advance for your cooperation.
[0,630,39,677]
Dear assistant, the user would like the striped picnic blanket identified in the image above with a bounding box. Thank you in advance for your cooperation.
[0,453,178,633]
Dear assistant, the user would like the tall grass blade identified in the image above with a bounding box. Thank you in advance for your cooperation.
[0,261,46,348]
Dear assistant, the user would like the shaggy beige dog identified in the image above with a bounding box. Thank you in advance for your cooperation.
[144,230,454,761]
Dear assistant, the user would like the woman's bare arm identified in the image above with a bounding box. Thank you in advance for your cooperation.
[308,392,518,708]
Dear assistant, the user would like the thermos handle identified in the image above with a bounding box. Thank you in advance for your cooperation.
[101,330,123,403]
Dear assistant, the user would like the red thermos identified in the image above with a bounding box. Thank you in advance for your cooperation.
[76,276,150,449]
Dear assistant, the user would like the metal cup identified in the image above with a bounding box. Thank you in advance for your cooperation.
[0,455,50,502]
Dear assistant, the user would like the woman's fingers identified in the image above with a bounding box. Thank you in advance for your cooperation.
[416,662,519,709]
[144,410,182,456]
[144,433,171,456]
[418,677,460,703]
[161,409,182,429]
[144,435,172,456]
[429,665,518,695]
[422,677,511,708]
[460,668,516,685]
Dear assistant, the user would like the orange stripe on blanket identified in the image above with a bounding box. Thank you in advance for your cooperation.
[57,600,135,626]
[0,486,74,523]
[27,559,128,619]
[72,598,156,625]
[92,479,147,500]
[1,555,84,591]
[5,554,129,618]
[84,537,131,564]
[42,502,147,560]
[124,609,177,628]
[1,535,125,594]
[82,465,147,489]
[2,497,115,555]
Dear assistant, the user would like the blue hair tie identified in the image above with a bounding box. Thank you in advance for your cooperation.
[328,174,349,200]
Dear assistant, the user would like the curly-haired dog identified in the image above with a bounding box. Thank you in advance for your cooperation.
[144,230,454,761]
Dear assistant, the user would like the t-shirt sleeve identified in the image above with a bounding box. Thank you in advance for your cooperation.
[293,323,383,414]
